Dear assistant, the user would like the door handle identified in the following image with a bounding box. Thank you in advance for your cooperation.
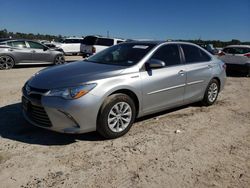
[178,70,185,75]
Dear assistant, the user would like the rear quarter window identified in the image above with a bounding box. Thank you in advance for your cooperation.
[234,47,250,54]
[223,47,236,54]
[96,38,114,46]
[181,44,211,63]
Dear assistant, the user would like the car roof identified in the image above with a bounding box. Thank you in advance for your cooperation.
[2,39,42,43]
[224,45,250,48]
[125,40,200,46]
[84,35,125,40]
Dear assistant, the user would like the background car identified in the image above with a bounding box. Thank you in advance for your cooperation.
[0,39,65,69]
[22,41,226,138]
[80,35,125,57]
[198,43,219,55]
[55,37,84,55]
[218,45,250,76]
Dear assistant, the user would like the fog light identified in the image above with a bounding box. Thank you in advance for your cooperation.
[58,110,80,128]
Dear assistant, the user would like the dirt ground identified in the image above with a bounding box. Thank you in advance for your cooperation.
[0,57,249,188]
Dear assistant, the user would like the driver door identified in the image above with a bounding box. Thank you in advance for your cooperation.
[27,41,51,63]
[140,44,186,114]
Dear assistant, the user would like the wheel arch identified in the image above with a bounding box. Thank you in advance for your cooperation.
[0,53,17,64]
[212,77,221,92]
[108,89,140,117]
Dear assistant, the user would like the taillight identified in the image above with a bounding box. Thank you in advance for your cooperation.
[218,51,225,56]
[92,47,96,54]
[244,53,250,58]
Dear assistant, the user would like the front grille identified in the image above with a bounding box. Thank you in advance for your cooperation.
[29,94,42,100]
[23,84,49,101]
[25,101,52,127]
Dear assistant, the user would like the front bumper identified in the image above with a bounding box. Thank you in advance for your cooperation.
[22,90,103,134]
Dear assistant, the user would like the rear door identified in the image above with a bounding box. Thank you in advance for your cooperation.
[27,41,51,63]
[8,41,33,63]
[181,44,213,103]
[141,44,186,114]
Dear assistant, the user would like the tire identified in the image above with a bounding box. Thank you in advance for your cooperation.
[202,79,219,106]
[0,55,15,70]
[54,55,65,65]
[97,94,136,139]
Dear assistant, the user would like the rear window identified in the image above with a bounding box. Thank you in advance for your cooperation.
[82,36,98,45]
[181,44,211,63]
[223,47,250,54]
[63,39,84,43]
[96,38,114,46]
[117,40,124,44]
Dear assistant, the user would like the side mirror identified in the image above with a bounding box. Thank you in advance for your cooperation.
[147,59,165,69]
[43,46,49,51]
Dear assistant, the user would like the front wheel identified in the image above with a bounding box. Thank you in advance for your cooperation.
[202,79,219,106]
[54,55,65,65]
[0,55,15,70]
[97,94,136,139]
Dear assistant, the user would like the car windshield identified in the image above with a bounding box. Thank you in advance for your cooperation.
[86,43,156,66]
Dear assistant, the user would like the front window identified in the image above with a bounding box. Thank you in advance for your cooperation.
[87,43,156,66]
[28,41,45,49]
[151,44,181,66]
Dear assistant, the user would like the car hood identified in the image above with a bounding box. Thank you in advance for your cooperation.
[28,61,126,89]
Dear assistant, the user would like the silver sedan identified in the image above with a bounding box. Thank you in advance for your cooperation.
[22,41,226,138]
[0,39,65,69]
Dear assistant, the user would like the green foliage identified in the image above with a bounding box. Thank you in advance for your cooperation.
[0,29,64,42]
[176,39,250,48]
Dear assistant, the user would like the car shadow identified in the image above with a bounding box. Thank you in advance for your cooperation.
[0,101,201,146]
[226,70,249,77]
[0,103,104,146]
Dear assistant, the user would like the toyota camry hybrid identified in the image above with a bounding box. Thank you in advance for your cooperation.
[22,41,226,138]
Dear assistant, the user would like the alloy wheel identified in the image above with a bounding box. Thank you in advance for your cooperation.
[107,102,132,133]
[0,56,14,69]
[55,55,65,65]
[207,82,218,103]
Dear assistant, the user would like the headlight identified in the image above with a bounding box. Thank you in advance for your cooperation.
[46,84,96,99]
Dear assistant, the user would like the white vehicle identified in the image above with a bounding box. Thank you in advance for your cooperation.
[80,35,125,57]
[56,38,84,55]
[218,45,250,76]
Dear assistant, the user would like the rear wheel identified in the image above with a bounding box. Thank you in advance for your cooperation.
[202,79,219,106]
[0,55,15,70]
[97,94,136,139]
[54,55,65,65]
